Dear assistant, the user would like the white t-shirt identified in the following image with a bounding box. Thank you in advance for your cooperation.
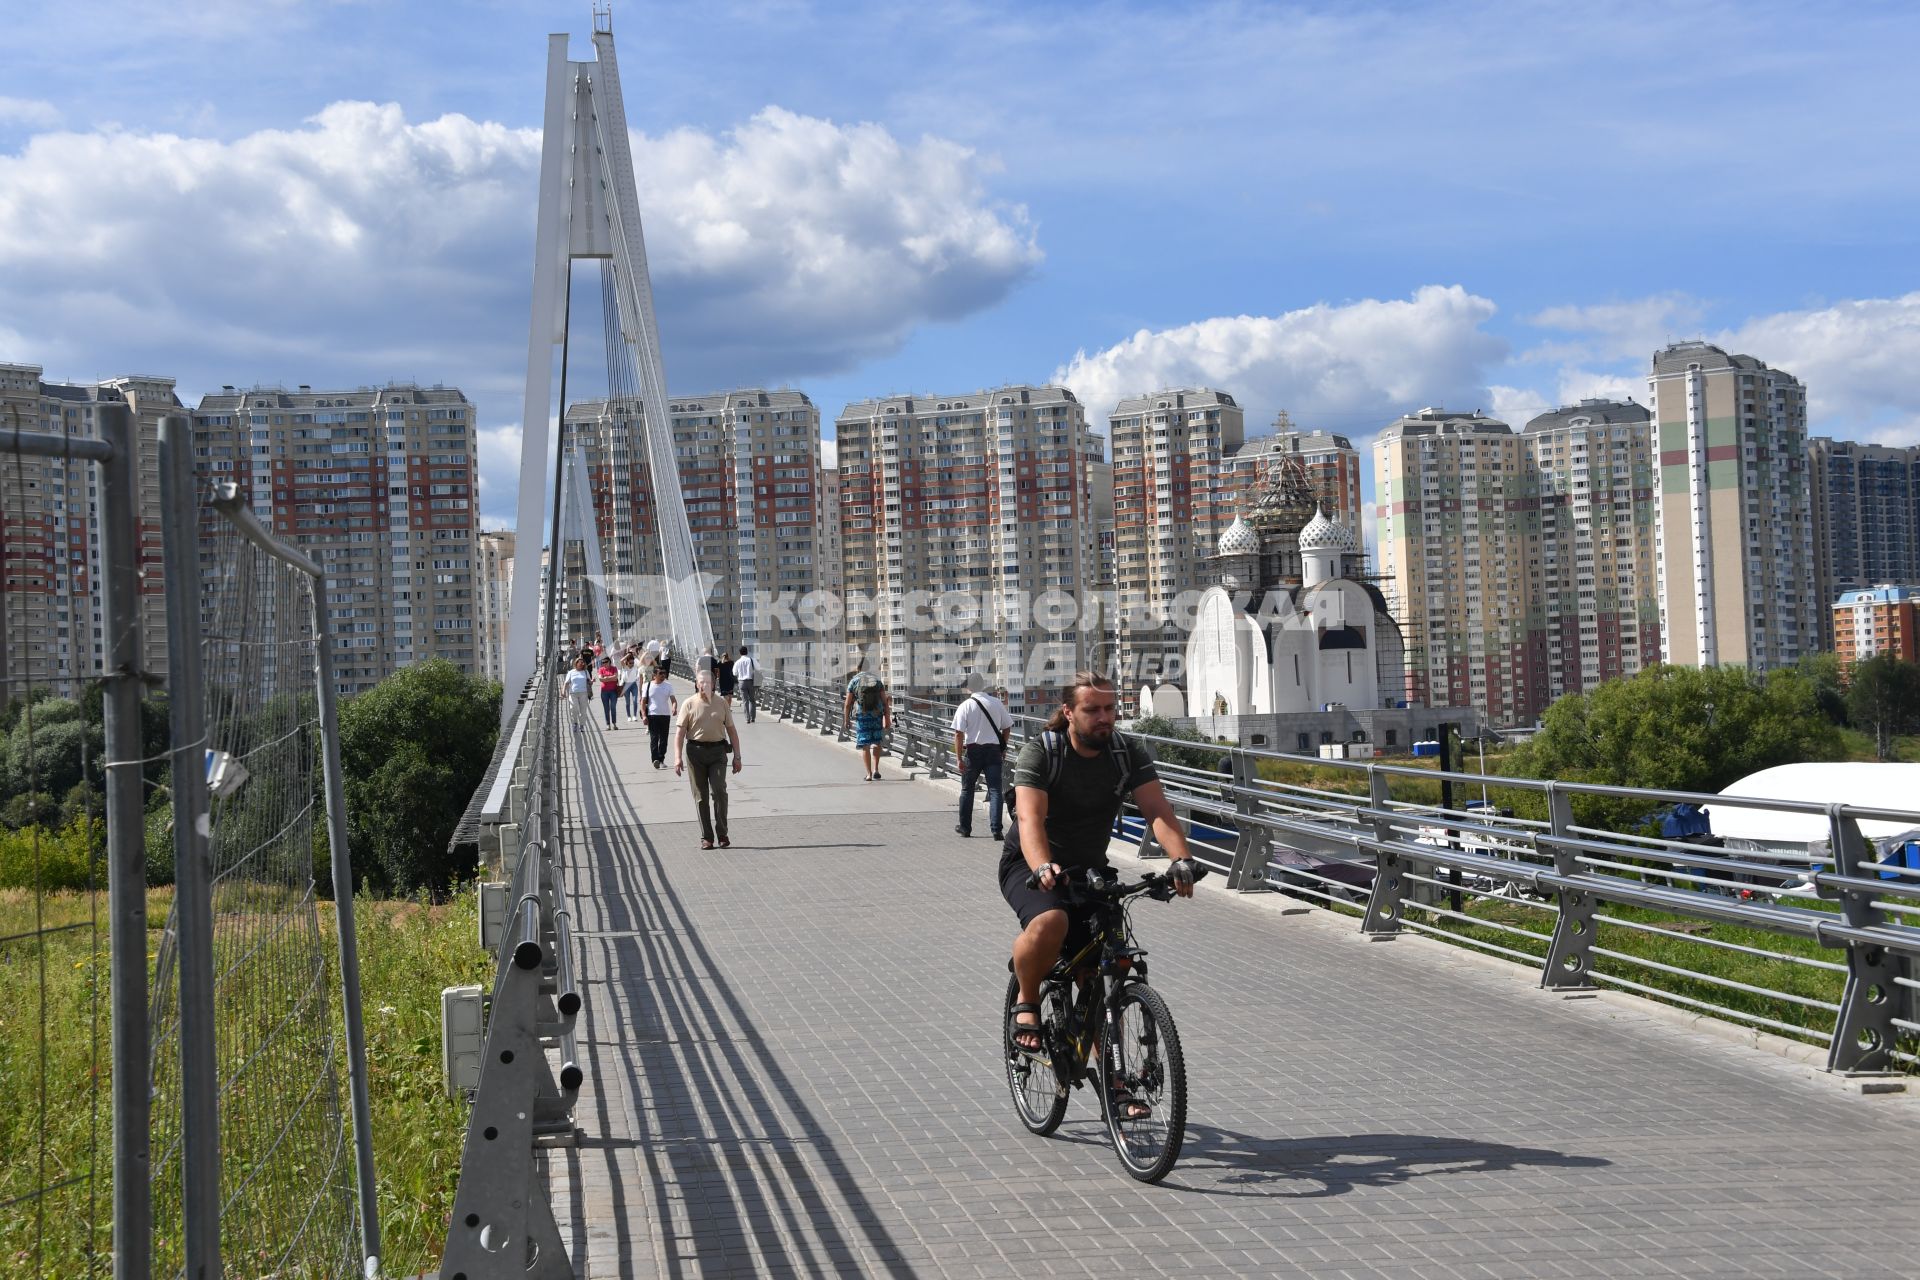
[618,662,644,687]
[951,693,1011,746]
[564,669,592,696]
[733,654,756,682]
[644,681,676,716]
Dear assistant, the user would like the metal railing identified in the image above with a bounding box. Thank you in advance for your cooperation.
[439,667,582,1279]
[757,674,1920,1075]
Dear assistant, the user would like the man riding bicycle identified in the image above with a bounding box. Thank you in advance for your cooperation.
[1000,673,1196,1107]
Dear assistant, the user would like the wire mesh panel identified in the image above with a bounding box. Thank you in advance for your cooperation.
[147,494,360,1278]
[0,429,113,1274]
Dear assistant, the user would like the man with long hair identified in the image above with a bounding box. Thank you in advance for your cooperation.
[1000,672,1196,1114]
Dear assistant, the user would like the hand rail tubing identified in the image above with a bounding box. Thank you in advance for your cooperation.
[756,673,1920,1074]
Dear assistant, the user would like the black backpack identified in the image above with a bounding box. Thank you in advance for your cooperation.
[1006,729,1134,814]
[855,674,885,713]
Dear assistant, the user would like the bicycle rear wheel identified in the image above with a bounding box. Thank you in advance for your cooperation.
[1003,974,1068,1135]
[1100,981,1186,1182]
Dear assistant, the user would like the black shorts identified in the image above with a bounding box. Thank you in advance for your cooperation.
[998,853,1101,957]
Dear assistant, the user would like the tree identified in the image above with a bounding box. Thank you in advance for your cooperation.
[338,660,501,896]
[1845,653,1920,760]
[0,700,103,822]
[1127,715,1228,774]
[1505,664,1847,829]
[1796,652,1849,727]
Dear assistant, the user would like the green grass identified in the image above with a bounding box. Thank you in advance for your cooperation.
[0,885,486,1278]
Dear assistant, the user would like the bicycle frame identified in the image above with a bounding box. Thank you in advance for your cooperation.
[1041,891,1151,1087]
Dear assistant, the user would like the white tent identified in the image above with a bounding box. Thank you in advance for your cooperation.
[1710,763,1920,855]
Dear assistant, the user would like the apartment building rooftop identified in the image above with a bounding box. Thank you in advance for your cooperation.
[1523,398,1651,432]
[196,382,472,410]
[1376,407,1511,439]
[1651,341,1796,379]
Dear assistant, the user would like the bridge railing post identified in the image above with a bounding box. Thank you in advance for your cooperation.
[1359,767,1404,936]
[1224,748,1272,891]
[1539,783,1597,990]
[1825,805,1902,1073]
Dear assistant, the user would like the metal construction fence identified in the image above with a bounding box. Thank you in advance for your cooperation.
[0,411,129,1275]
[438,667,581,1280]
[0,406,377,1278]
[757,674,1920,1075]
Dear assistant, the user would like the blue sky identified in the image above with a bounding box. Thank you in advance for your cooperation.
[4,0,1919,531]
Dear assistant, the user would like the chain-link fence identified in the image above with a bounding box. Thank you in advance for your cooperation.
[145,422,377,1278]
[0,411,118,1275]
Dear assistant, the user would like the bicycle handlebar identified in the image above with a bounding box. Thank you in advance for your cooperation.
[1024,863,1209,897]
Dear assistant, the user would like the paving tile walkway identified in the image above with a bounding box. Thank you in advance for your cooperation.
[545,689,1920,1279]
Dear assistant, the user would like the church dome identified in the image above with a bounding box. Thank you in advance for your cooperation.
[1298,506,1356,553]
[1216,515,1258,557]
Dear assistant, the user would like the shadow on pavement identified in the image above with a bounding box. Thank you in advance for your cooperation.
[557,721,918,1279]
[1162,1126,1612,1198]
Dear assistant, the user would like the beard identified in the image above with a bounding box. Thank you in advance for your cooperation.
[1076,723,1114,749]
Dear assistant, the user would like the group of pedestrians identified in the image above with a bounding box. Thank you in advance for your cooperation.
[561,638,759,851]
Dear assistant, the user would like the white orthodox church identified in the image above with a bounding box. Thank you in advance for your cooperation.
[1184,504,1407,718]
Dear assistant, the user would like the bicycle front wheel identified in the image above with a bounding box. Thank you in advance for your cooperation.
[1003,974,1068,1135]
[1100,982,1186,1182]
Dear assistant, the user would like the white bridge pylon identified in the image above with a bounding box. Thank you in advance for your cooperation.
[502,18,713,719]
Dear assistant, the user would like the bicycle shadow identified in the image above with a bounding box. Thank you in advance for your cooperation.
[1164,1126,1611,1198]
[1049,1123,1609,1198]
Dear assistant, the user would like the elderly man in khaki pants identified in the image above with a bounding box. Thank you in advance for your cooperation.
[674,668,744,849]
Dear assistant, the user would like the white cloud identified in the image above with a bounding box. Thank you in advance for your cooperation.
[1527,293,1706,365]
[1487,385,1550,430]
[0,98,60,129]
[819,437,837,470]
[0,100,1038,481]
[1513,290,1920,444]
[1721,292,1920,442]
[1053,285,1508,436]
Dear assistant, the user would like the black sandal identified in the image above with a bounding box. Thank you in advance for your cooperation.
[1008,1002,1043,1055]
[1107,1079,1151,1120]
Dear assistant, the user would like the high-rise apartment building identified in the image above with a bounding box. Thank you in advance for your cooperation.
[0,364,173,688]
[1523,400,1660,700]
[567,389,830,658]
[1649,343,1815,672]
[1832,585,1918,669]
[476,530,515,686]
[193,383,480,694]
[1375,409,1544,726]
[1808,437,1920,648]
[1207,415,1364,533]
[1109,389,1245,688]
[837,385,1098,713]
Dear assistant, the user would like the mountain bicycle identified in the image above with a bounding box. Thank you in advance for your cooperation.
[1001,863,1207,1182]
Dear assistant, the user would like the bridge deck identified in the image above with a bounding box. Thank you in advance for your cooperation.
[548,693,1920,1279]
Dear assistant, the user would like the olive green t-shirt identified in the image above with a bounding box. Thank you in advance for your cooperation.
[998,732,1158,873]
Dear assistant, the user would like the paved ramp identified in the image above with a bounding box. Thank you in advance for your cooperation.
[547,698,1920,1279]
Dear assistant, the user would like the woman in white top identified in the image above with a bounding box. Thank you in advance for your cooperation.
[618,650,644,722]
[563,656,594,734]
[643,666,678,769]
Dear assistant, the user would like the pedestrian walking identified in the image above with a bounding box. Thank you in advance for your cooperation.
[564,656,594,734]
[619,649,644,721]
[715,649,738,702]
[842,668,892,781]
[643,666,677,767]
[597,657,622,729]
[733,645,758,723]
[951,683,1012,839]
[674,668,743,849]
[659,644,673,680]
